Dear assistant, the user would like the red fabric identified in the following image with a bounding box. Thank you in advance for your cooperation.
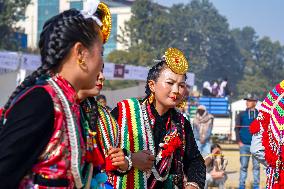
[105,156,118,172]
[262,130,278,167]
[90,147,105,168]
[161,136,182,158]
[270,171,284,189]
[249,110,270,134]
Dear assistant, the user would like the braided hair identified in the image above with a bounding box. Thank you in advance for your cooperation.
[145,60,167,96]
[145,60,188,97]
[0,9,102,125]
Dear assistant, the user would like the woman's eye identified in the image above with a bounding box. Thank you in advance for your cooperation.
[166,82,173,85]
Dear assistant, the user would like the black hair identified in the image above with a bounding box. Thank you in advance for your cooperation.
[0,9,102,124]
[211,143,222,152]
[96,94,107,101]
[145,60,187,96]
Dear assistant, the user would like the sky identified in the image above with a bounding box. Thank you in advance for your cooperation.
[155,0,284,44]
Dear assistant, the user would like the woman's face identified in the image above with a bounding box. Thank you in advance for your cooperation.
[150,67,186,109]
[81,33,104,89]
[78,71,105,100]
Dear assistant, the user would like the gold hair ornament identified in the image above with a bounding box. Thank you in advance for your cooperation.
[80,0,112,43]
[97,2,112,43]
[164,48,189,75]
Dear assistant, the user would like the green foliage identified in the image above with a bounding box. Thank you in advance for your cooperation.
[232,27,284,100]
[0,0,31,50]
[113,0,243,88]
[107,47,156,66]
[107,0,284,97]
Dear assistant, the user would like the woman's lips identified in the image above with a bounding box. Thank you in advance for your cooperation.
[96,84,102,90]
[170,95,177,101]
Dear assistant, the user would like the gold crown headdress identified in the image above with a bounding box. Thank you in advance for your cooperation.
[81,0,112,43]
[164,48,189,75]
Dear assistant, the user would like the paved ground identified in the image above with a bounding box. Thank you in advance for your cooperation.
[216,143,266,189]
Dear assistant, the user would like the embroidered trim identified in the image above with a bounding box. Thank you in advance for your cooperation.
[47,78,83,188]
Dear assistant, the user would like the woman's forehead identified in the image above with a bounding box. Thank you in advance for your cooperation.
[158,68,185,81]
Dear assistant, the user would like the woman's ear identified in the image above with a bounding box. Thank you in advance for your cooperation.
[148,80,155,93]
[73,42,87,61]
[73,42,89,70]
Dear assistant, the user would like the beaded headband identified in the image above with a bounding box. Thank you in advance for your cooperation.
[81,0,112,43]
[164,48,189,75]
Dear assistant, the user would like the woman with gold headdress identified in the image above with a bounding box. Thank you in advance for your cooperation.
[0,1,114,188]
[111,48,206,189]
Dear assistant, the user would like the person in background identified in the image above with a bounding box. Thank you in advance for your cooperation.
[204,144,228,189]
[235,94,260,189]
[211,80,220,97]
[202,81,213,96]
[193,105,214,156]
[97,94,111,111]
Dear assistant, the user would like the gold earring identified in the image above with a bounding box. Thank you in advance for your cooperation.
[77,58,86,65]
[177,99,187,109]
[148,93,155,104]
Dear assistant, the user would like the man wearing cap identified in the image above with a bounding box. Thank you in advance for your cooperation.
[193,105,214,156]
[235,94,260,189]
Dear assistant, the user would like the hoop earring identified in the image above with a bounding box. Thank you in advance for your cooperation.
[148,93,155,104]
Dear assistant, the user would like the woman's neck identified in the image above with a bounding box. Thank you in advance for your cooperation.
[154,101,169,116]
[58,71,81,92]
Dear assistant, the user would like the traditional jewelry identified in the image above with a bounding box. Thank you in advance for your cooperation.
[80,0,112,43]
[77,58,86,66]
[176,99,187,109]
[117,151,132,173]
[164,48,189,75]
[148,93,155,104]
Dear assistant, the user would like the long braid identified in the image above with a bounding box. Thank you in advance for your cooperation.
[0,9,101,125]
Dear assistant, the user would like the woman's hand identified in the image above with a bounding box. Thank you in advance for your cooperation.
[108,147,128,171]
[210,170,225,179]
[184,182,200,189]
[132,150,155,171]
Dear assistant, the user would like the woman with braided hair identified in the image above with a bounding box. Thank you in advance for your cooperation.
[0,1,121,188]
[111,48,206,189]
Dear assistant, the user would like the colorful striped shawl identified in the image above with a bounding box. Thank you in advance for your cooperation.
[113,98,186,189]
[113,98,148,189]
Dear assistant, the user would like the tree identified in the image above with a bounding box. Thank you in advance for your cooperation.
[233,27,284,100]
[0,0,31,50]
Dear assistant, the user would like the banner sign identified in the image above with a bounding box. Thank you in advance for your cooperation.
[0,51,195,85]
[21,54,41,70]
[0,51,19,70]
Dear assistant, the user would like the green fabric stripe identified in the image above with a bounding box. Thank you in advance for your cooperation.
[276,104,284,116]
[131,98,144,150]
[267,93,275,103]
